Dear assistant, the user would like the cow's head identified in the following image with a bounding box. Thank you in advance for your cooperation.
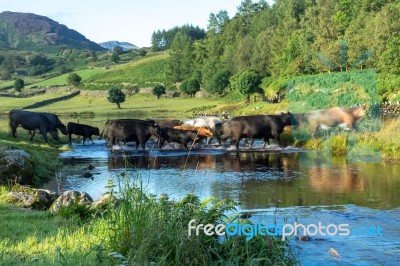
[353,104,367,120]
[58,124,68,135]
[93,127,100,136]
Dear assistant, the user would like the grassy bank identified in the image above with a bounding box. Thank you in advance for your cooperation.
[0,174,297,265]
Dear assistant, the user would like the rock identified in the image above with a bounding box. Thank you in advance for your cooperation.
[195,90,208,98]
[91,194,120,211]
[0,150,35,185]
[50,190,93,212]
[83,172,93,178]
[6,189,57,210]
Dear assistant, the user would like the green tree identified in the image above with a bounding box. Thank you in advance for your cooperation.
[67,73,82,87]
[113,46,124,56]
[137,48,148,56]
[152,84,166,99]
[207,70,231,95]
[380,33,400,74]
[180,78,200,97]
[229,69,262,103]
[107,87,126,109]
[166,32,194,82]
[14,78,24,92]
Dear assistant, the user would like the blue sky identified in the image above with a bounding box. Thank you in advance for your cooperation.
[0,0,274,47]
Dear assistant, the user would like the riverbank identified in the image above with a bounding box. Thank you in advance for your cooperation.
[0,178,297,265]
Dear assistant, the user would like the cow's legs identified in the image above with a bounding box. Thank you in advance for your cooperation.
[39,128,48,142]
[263,138,270,149]
[249,138,255,148]
[69,133,72,145]
[30,131,36,141]
[89,137,94,144]
[311,125,319,138]
[83,137,86,145]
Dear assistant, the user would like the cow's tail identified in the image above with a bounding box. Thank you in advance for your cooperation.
[99,119,109,139]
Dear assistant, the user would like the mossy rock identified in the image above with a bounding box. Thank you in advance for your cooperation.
[0,150,35,185]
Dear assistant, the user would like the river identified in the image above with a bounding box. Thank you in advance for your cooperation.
[42,139,400,265]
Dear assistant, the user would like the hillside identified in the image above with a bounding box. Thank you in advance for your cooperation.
[0,11,105,52]
[99,41,139,51]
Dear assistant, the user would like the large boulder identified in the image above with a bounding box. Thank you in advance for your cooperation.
[5,189,58,210]
[0,150,35,185]
[50,190,93,212]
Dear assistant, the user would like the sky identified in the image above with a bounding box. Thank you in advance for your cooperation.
[0,0,272,47]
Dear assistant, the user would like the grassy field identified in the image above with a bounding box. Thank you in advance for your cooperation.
[21,93,225,118]
[26,68,107,88]
[0,94,67,113]
[86,52,169,86]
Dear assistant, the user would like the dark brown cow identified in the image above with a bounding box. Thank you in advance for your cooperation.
[172,125,213,145]
[305,106,366,137]
[157,127,198,149]
[102,119,159,149]
[217,113,297,149]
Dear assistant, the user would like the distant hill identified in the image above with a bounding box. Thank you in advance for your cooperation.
[99,41,139,51]
[0,11,105,52]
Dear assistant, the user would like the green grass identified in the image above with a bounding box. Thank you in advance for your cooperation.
[0,94,66,113]
[27,93,225,118]
[0,172,297,265]
[26,68,107,88]
[86,52,169,86]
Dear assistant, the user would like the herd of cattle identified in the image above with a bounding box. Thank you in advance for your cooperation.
[7,105,366,150]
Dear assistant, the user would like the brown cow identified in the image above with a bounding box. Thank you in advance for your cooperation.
[172,125,213,145]
[305,106,366,137]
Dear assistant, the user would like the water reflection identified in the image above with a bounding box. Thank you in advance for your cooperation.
[53,144,400,210]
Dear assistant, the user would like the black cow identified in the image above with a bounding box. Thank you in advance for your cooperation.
[29,112,68,141]
[9,110,67,142]
[219,113,297,149]
[157,127,198,149]
[103,119,159,149]
[67,122,100,145]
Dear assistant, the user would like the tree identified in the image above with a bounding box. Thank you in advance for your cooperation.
[206,70,231,95]
[113,46,124,56]
[229,69,263,103]
[137,48,148,56]
[14,78,24,92]
[180,78,200,97]
[107,87,126,109]
[166,32,194,82]
[67,73,82,87]
[152,84,166,99]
